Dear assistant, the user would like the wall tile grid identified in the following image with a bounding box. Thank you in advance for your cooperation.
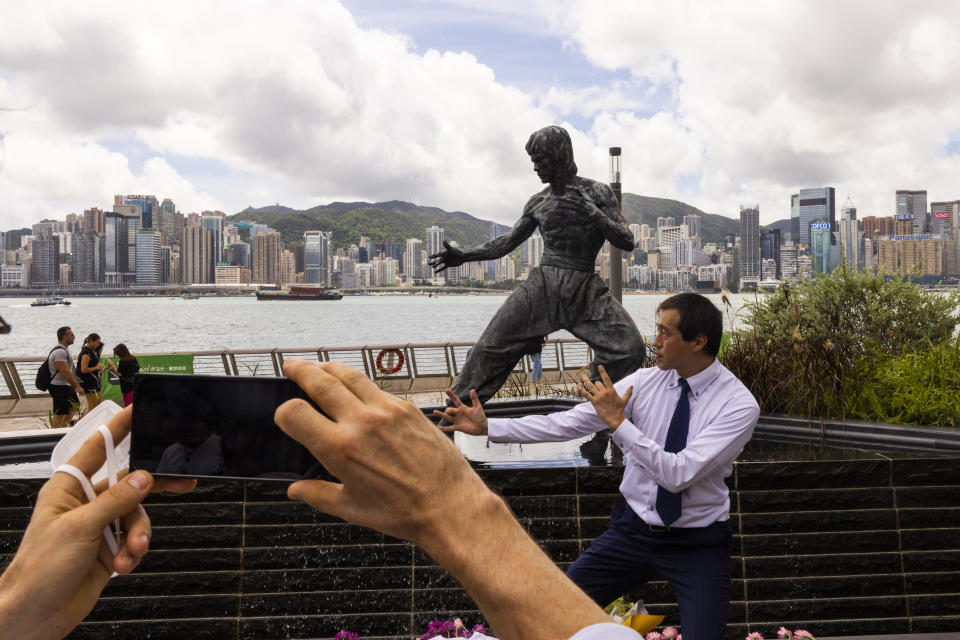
[0,457,957,640]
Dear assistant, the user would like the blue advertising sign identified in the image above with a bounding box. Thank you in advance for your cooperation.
[810,222,831,229]
[887,234,934,241]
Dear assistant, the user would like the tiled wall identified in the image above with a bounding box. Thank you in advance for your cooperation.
[0,456,957,640]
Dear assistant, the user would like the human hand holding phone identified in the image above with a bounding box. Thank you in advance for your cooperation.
[275,359,611,640]
[0,407,195,640]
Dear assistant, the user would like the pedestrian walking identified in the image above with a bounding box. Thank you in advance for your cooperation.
[47,327,83,428]
[111,343,140,407]
[76,333,107,410]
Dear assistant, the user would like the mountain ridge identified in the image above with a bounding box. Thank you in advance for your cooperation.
[231,195,783,248]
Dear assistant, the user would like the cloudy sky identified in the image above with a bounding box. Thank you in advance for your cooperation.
[2,0,959,231]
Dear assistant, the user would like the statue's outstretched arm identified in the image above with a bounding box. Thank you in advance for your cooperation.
[428,215,537,273]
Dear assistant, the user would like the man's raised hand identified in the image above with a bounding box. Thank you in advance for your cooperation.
[579,364,632,430]
[434,388,488,436]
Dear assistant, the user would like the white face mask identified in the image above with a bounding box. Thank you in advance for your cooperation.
[50,401,129,568]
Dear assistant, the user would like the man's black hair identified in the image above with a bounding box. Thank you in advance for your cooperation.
[56,326,71,341]
[656,293,723,357]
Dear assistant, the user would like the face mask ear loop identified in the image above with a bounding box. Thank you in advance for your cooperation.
[97,425,122,550]
[54,464,121,559]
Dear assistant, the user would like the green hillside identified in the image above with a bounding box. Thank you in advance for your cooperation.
[230,201,495,248]
[230,194,742,248]
[621,194,740,242]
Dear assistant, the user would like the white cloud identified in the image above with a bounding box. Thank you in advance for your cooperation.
[3,0,960,234]
[0,0,560,229]
[546,0,960,221]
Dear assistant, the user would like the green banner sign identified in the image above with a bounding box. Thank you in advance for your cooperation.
[100,354,194,404]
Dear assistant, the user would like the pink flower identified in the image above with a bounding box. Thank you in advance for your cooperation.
[793,631,815,639]
[661,626,680,640]
[645,633,662,640]
[746,633,765,640]
[777,627,792,639]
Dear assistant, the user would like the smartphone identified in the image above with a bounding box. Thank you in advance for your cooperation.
[130,373,331,482]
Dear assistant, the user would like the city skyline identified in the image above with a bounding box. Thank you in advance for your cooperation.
[2,2,960,231]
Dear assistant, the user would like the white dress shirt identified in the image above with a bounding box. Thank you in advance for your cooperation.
[567,622,643,639]
[487,358,760,528]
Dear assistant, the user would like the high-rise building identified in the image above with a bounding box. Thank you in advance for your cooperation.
[656,217,676,231]
[896,189,928,234]
[232,241,251,269]
[3,228,31,251]
[32,220,57,239]
[839,198,859,267]
[72,232,102,284]
[780,242,798,280]
[135,230,161,285]
[158,199,176,243]
[303,230,333,285]
[790,194,800,245]
[683,214,701,250]
[404,238,423,279]
[739,205,760,280]
[672,239,694,266]
[931,200,959,239]
[761,258,777,281]
[29,232,60,286]
[281,250,297,285]
[809,224,833,275]
[760,229,781,278]
[66,214,82,234]
[183,224,213,285]
[657,224,689,250]
[524,232,544,268]
[83,208,105,235]
[495,255,515,282]
[796,187,835,245]
[252,231,283,285]
[860,216,894,246]
[201,215,224,280]
[159,246,172,284]
[122,195,159,229]
[104,211,139,285]
[862,238,875,271]
[425,225,444,265]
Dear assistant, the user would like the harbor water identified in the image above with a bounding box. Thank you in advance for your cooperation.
[0,292,759,357]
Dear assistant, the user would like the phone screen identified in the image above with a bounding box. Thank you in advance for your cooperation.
[130,373,327,481]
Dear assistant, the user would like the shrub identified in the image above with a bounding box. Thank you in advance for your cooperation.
[721,263,960,423]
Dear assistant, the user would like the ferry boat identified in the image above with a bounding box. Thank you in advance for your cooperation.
[30,295,71,307]
[256,286,343,301]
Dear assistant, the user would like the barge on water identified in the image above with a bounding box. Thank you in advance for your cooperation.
[256,285,343,301]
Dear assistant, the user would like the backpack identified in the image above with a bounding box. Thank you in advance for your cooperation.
[36,345,67,392]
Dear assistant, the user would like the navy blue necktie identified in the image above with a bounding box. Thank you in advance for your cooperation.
[656,378,690,526]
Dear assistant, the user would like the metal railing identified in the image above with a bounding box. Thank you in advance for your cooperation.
[0,339,595,413]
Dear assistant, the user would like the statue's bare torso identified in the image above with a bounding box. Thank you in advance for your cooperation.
[524,177,624,272]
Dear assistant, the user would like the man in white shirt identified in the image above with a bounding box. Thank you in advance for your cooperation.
[437,293,760,640]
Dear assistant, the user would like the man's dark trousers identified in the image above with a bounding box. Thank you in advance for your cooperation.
[566,504,732,640]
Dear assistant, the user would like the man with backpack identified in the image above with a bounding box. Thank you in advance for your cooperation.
[45,326,83,428]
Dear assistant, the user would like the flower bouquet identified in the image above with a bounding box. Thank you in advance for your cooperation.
[745,629,816,640]
[645,626,681,640]
[604,597,665,635]
[417,618,495,640]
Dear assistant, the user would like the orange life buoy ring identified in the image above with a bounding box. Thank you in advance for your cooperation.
[376,348,405,374]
